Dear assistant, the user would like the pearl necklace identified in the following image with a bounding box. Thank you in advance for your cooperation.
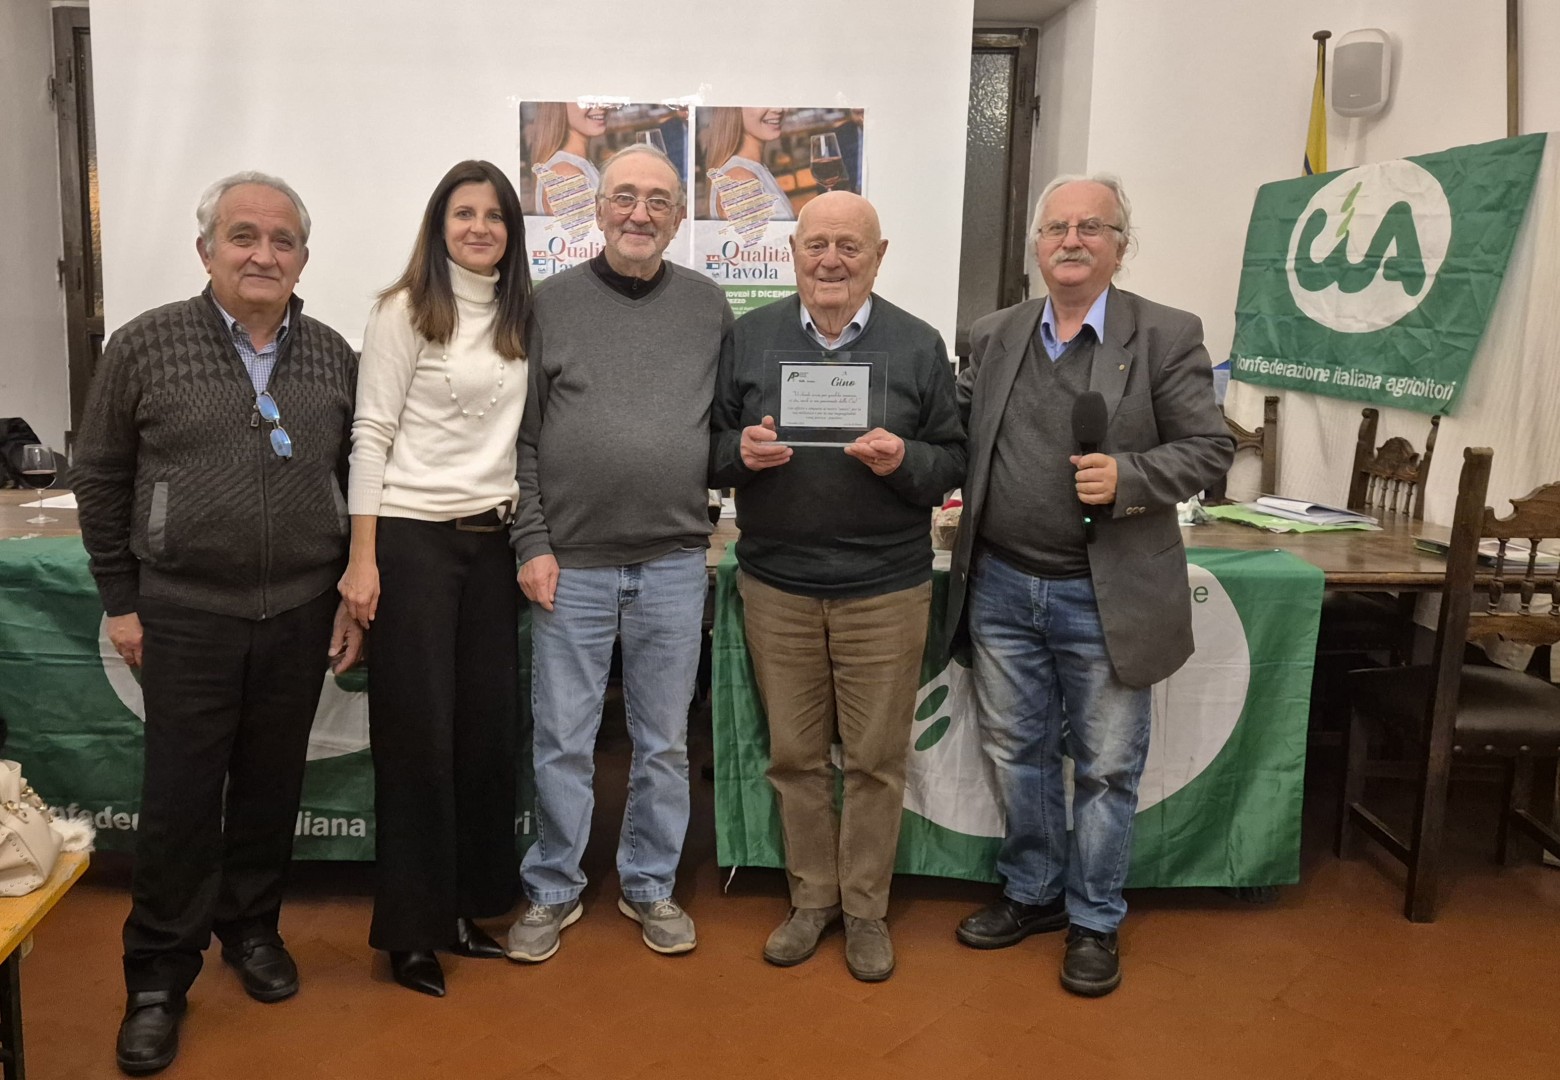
[442,352,504,420]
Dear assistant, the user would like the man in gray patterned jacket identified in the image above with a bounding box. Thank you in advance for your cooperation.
[74,172,362,1076]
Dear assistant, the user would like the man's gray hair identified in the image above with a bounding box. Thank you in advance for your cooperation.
[597,144,687,206]
[1031,172,1133,256]
[195,171,312,247]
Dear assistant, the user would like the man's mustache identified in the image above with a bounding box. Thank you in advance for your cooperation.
[1051,249,1093,267]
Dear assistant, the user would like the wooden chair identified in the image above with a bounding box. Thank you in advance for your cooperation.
[1347,407,1440,521]
[1336,447,1560,922]
[1317,409,1442,661]
[1205,395,1278,503]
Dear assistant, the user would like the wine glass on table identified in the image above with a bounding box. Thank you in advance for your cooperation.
[635,128,667,154]
[809,132,847,192]
[19,444,57,524]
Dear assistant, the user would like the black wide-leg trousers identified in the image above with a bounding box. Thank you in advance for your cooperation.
[367,517,520,952]
[124,588,338,994]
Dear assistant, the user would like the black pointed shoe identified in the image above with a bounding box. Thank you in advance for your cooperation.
[956,895,1070,949]
[390,950,446,997]
[1060,924,1122,997]
[220,936,299,1002]
[115,990,185,1075]
[449,916,505,958]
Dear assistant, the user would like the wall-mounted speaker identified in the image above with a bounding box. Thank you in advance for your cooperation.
[1332,28,1392,118]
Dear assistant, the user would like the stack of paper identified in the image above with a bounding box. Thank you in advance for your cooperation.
[1205,496,1381,534]
[1245,496,1379,527]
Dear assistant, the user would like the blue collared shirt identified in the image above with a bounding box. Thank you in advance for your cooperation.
[1038,289,1108,361]
[801,297,873,349]
[212,299,291,394]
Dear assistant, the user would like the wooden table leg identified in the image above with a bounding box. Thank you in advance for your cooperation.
[0,950,24,1080]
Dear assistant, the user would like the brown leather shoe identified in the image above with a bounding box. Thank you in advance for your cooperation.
[762,905,841,966]
[843,915,894,982]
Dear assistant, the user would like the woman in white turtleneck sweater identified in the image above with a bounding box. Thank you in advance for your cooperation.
[340,160,531,997]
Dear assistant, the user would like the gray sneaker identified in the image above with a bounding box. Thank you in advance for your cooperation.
[505,898,582,963]
[844,915,894,982]
[763,905,842,967]
[617,895,696,955]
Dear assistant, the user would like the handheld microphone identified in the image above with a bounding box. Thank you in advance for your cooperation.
[1071,391,1108,544]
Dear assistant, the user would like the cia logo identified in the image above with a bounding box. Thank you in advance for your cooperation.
[1286,159,1451,334]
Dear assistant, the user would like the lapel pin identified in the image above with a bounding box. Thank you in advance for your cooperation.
[1118,364,1125,371]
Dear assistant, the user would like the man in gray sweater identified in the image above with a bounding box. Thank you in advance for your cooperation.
[507,146,732,962]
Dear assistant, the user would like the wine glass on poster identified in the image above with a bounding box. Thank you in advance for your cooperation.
[635,129,667,154]
[19,444,57,524]
[810,132,847,192]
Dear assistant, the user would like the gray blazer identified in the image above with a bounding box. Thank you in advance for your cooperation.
[943,286,1235,688]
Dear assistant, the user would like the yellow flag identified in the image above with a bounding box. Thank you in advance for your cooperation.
[1304,34,1329,175]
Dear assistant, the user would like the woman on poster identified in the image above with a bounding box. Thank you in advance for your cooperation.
[531,102,608,214]
[704,106,795,221]
[339,159,531,997]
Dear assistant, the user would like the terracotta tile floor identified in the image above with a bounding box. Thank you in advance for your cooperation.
[17,704,1560,1080]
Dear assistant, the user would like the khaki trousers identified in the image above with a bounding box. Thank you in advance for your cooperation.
[739,573,932,919]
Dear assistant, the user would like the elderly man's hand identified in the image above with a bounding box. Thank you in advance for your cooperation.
[741,415,793,471]
[520,554,560,612]
[328,600,365,674]
[107,612,144,668]
[845,428,905,476]
[1070,452,1119,505]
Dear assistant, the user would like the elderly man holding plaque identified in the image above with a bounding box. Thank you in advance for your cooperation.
[711,191,966,982]
[948,175,1233,997]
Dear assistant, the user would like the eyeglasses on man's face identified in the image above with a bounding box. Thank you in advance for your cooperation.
[601,192,678,218]
[1038,218,1123,242]
[255,392,293,459]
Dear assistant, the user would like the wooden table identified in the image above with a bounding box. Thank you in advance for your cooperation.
[0,490,78,541]
[0,852,89,1080]
[1183,516,1453,591]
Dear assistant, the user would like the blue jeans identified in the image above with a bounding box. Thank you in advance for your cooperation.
[968,550,1151,933]
[524,547,707,904]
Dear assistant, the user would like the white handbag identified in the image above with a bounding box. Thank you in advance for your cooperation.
[0,759,61,897]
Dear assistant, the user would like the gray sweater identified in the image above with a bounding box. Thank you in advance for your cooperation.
[511,261,733,568]
[74,289,357,619]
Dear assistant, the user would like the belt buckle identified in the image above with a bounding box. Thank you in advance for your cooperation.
[455,499,511,533]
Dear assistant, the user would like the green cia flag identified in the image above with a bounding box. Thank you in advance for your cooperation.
[1230,133,1546,415]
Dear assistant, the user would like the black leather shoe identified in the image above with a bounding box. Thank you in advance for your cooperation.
[956,895,1069,949]
[1060,924,1121,997]
[220,936,299,1003]
[115,990,185,1075]
[449,917,505,959]
[390,950,446,997]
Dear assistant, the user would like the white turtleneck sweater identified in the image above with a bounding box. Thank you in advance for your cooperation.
[348,260,527,520]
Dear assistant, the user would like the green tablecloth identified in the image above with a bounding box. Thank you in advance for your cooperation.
[712,547,1324,888]
[0,537,534,860]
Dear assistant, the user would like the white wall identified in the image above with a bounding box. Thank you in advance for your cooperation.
[0,0,70,450]
[91,0,976,349]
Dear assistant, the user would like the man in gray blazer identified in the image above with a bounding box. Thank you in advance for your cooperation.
[946,174,1232,996]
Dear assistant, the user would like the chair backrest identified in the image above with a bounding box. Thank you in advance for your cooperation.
[1347,408,1440,520]
[1426,449,1560,744]
[1222,394,1279,496]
